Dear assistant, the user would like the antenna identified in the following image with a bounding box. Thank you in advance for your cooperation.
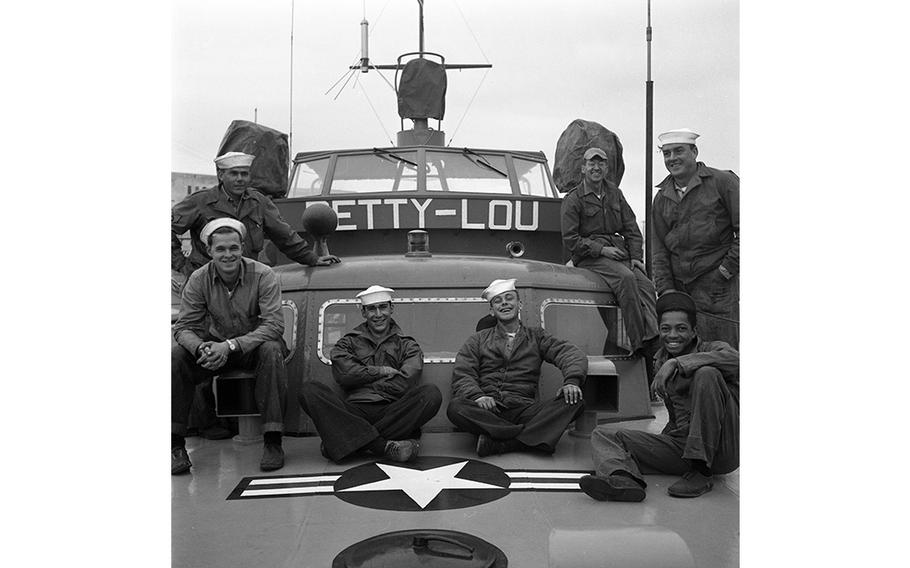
[289,0,295,156]
[644,0,654,278]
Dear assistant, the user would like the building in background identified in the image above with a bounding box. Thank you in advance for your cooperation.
[171,172,217,207]
[172,172,218,256]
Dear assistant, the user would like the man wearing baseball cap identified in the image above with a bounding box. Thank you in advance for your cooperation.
[172,151,339,287]
[652,129,739,348]
[172,218,290,474]
[579,291,739,501]
[447,279,588,457]
[560,146,659,357]
[298,285,442,463]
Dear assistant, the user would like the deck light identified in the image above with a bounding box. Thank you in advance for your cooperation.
[406,230,431,257]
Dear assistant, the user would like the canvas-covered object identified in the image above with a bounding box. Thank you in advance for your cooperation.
[397,58,447,120]
[217,120,290,198]
[552,119,625,192]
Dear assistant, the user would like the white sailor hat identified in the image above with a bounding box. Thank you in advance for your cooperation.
[583,147,608,161]
[481,278,517,302]
[356,285,395,306]
[657,128,700,148]
[201,217,247,244]
[214,151,255,169]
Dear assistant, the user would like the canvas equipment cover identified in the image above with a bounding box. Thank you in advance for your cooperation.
[552,119,625,192]
[397,58,447,120]
[217,120,290,198]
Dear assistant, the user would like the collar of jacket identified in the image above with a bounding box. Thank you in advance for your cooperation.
[204,184,257,216]
[655,162,712,202]
[206,255,250,286]
[348,319,406,344]
[580,178,618,197]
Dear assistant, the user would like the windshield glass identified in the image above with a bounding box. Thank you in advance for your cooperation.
[425,151,512,194]
[330,152,420,193]
[288,157,330,198]
[514,158,555,197]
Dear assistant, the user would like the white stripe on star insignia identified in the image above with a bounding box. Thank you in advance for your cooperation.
[228,462,592,503]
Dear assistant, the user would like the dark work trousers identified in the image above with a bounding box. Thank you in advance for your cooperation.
[577,257,658,352]
[590,367,738,487]
[446,396,585,454]
[298,381,442,463]
[676,271,739,349]
[171,340,288,435]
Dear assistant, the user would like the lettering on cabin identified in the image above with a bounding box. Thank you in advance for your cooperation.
[304,198,543,231]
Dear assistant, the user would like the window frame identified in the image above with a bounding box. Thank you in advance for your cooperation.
[539,298,633,359]
[317,296,489,364]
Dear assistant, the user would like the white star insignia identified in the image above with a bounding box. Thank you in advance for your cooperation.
[337,460,506,508]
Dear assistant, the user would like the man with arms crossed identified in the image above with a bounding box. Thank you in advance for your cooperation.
[298,286,442,463]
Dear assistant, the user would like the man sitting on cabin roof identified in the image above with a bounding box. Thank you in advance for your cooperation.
[579,291,739,500]
[447,279,588,457]
[171,151,339,287]
[560,147,659,358]
[172,218,290,475]
[298,285,442,463]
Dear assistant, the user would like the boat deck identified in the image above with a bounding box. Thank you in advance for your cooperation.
[172,405,739,567]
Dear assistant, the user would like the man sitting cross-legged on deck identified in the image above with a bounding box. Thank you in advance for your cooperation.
[298,285,442,463]
[579,291,739,501]
[447,278,588,457]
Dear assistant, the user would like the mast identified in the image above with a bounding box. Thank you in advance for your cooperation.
[289,0,295,156]
[644,0,654,278]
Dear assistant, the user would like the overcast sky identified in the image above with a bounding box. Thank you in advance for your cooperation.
[172,0,738,220]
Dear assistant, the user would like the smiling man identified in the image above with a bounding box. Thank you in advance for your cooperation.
[561,147,659,358]
[298,285,442,463]
[579,291,739,501]
[172,151,339,287]
[652,129,739,348]
[171,218,289,474]
[447,279,588,457]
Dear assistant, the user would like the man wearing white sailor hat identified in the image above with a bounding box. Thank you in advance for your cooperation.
[172,217,291,475]
[652,128,739,348]
[171,151,339,290]
[298,285,442,464]
[447,279,588,458]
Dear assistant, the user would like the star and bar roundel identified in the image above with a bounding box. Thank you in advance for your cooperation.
[227,456,592,511]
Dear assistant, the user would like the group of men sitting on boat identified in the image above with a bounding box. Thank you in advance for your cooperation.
[170,128,740,501]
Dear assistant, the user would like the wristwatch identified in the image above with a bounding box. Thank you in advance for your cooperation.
[227,339,238,352]
[718,265,733,280]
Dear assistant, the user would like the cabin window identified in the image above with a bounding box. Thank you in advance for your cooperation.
[514,159,554,198]
[541,301,632,357]
[319,298,490,363]
[330,152,420,193]
[288,158,330,198]
[425,151,513,194]
[280,300,298,362]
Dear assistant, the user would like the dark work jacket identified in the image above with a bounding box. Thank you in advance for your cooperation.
[451,322,588,408]
[561,178,644,265]
[653,337,739,436]
[172,185,318,273]
[651,163,739,293]
[330,320,424,404]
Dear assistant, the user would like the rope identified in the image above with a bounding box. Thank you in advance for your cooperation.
[446,0,492,146]
[447,67,490,147]
[358,80,394,146]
